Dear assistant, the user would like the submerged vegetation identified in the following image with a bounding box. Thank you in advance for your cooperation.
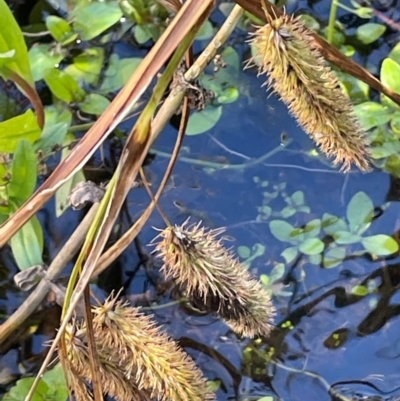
[0,0,400,400]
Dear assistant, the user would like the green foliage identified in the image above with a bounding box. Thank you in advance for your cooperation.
[3,363,68,401]
[353,53,400,176]
[0,110,41,152]
[356,23,386,45]
[73,2,123,41]
[186,46,240,135]
[265,188,398,268]
[0,0,34,86]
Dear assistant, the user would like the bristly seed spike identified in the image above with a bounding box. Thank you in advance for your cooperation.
[248,10,370,172]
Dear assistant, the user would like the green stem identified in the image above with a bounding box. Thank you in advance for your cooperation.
[327,0,338,45]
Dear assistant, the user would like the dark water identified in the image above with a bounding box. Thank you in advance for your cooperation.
[1,0,400,400]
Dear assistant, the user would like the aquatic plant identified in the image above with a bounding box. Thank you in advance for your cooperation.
[248,3,370,172]
[63,294,215,401]
[152,219,275,338]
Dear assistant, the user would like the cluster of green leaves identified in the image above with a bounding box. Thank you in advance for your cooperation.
[0,0,170,271]
[353,43,400,177]
[3,363,67,401]
[304,7,400,177]
[268,191,398,268]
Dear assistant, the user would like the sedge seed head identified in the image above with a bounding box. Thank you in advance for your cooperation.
[247,13,370,173]
[152,219,275,338]
[62,295,215,401]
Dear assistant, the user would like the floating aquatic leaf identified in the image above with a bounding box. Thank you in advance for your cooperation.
[361,234,399,256]
[186,106,223,136]
[356,23,386,45]
[298,237,324,255]
[323,246,346,268]
[346,191,373,234]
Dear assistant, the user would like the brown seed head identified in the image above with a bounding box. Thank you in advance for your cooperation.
[152,220,275,338]
[248,12,370,172]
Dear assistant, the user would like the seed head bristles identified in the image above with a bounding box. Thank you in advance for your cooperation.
[63,295,215,401]
[247,11,370,173]
[152,219,275,338]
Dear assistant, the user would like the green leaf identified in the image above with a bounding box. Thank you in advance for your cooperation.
[29,44,64,82]
[217,86,239,104]
[257,397,274,401]
[134,24,152,44]
[0,0,34,85]
[323,246,346,268]
[55,133,85,216]
[388,41,400,65]
[0,110,41,152]
[353,102,392,130]
[100,54,142,93]
[45,15,78,45]
[35,122,69,155]
[390,112,400,135]
[43,68,86,103]
[260,274,270,286]
[337,71,370,102]
[356,23,386,44]
[269,220,296,243]
[64,47,105,86]
[381,58,400,109]
[361,234,399,256]
[186,106,222,136]
[9,140,37,201]
[270,263,285,281]
[351,285,369,296]
[73,2,123,41]
[303,218,321,239]
[334,230,361,244]
[5,363,68,400]
[299,238,324,255]
[196,20,214,41]
[10,212,43,270]
[346,191,374,234]
[281,246,298,263]
[80,93,110,115]
[238,245,251,259]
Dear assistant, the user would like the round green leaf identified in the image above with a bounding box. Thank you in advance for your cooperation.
[269,220,296,243]
[196,20,214,41]
[323,246,346,268]
[281,246,298,263]
[351,285,369,296]
[186,106,222,136]
[238,245,251,259]
[356,23,386,44]
[346,191,373,234]
[80,93,110,115]
[361,235,399,256]
[299,238,324,255]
